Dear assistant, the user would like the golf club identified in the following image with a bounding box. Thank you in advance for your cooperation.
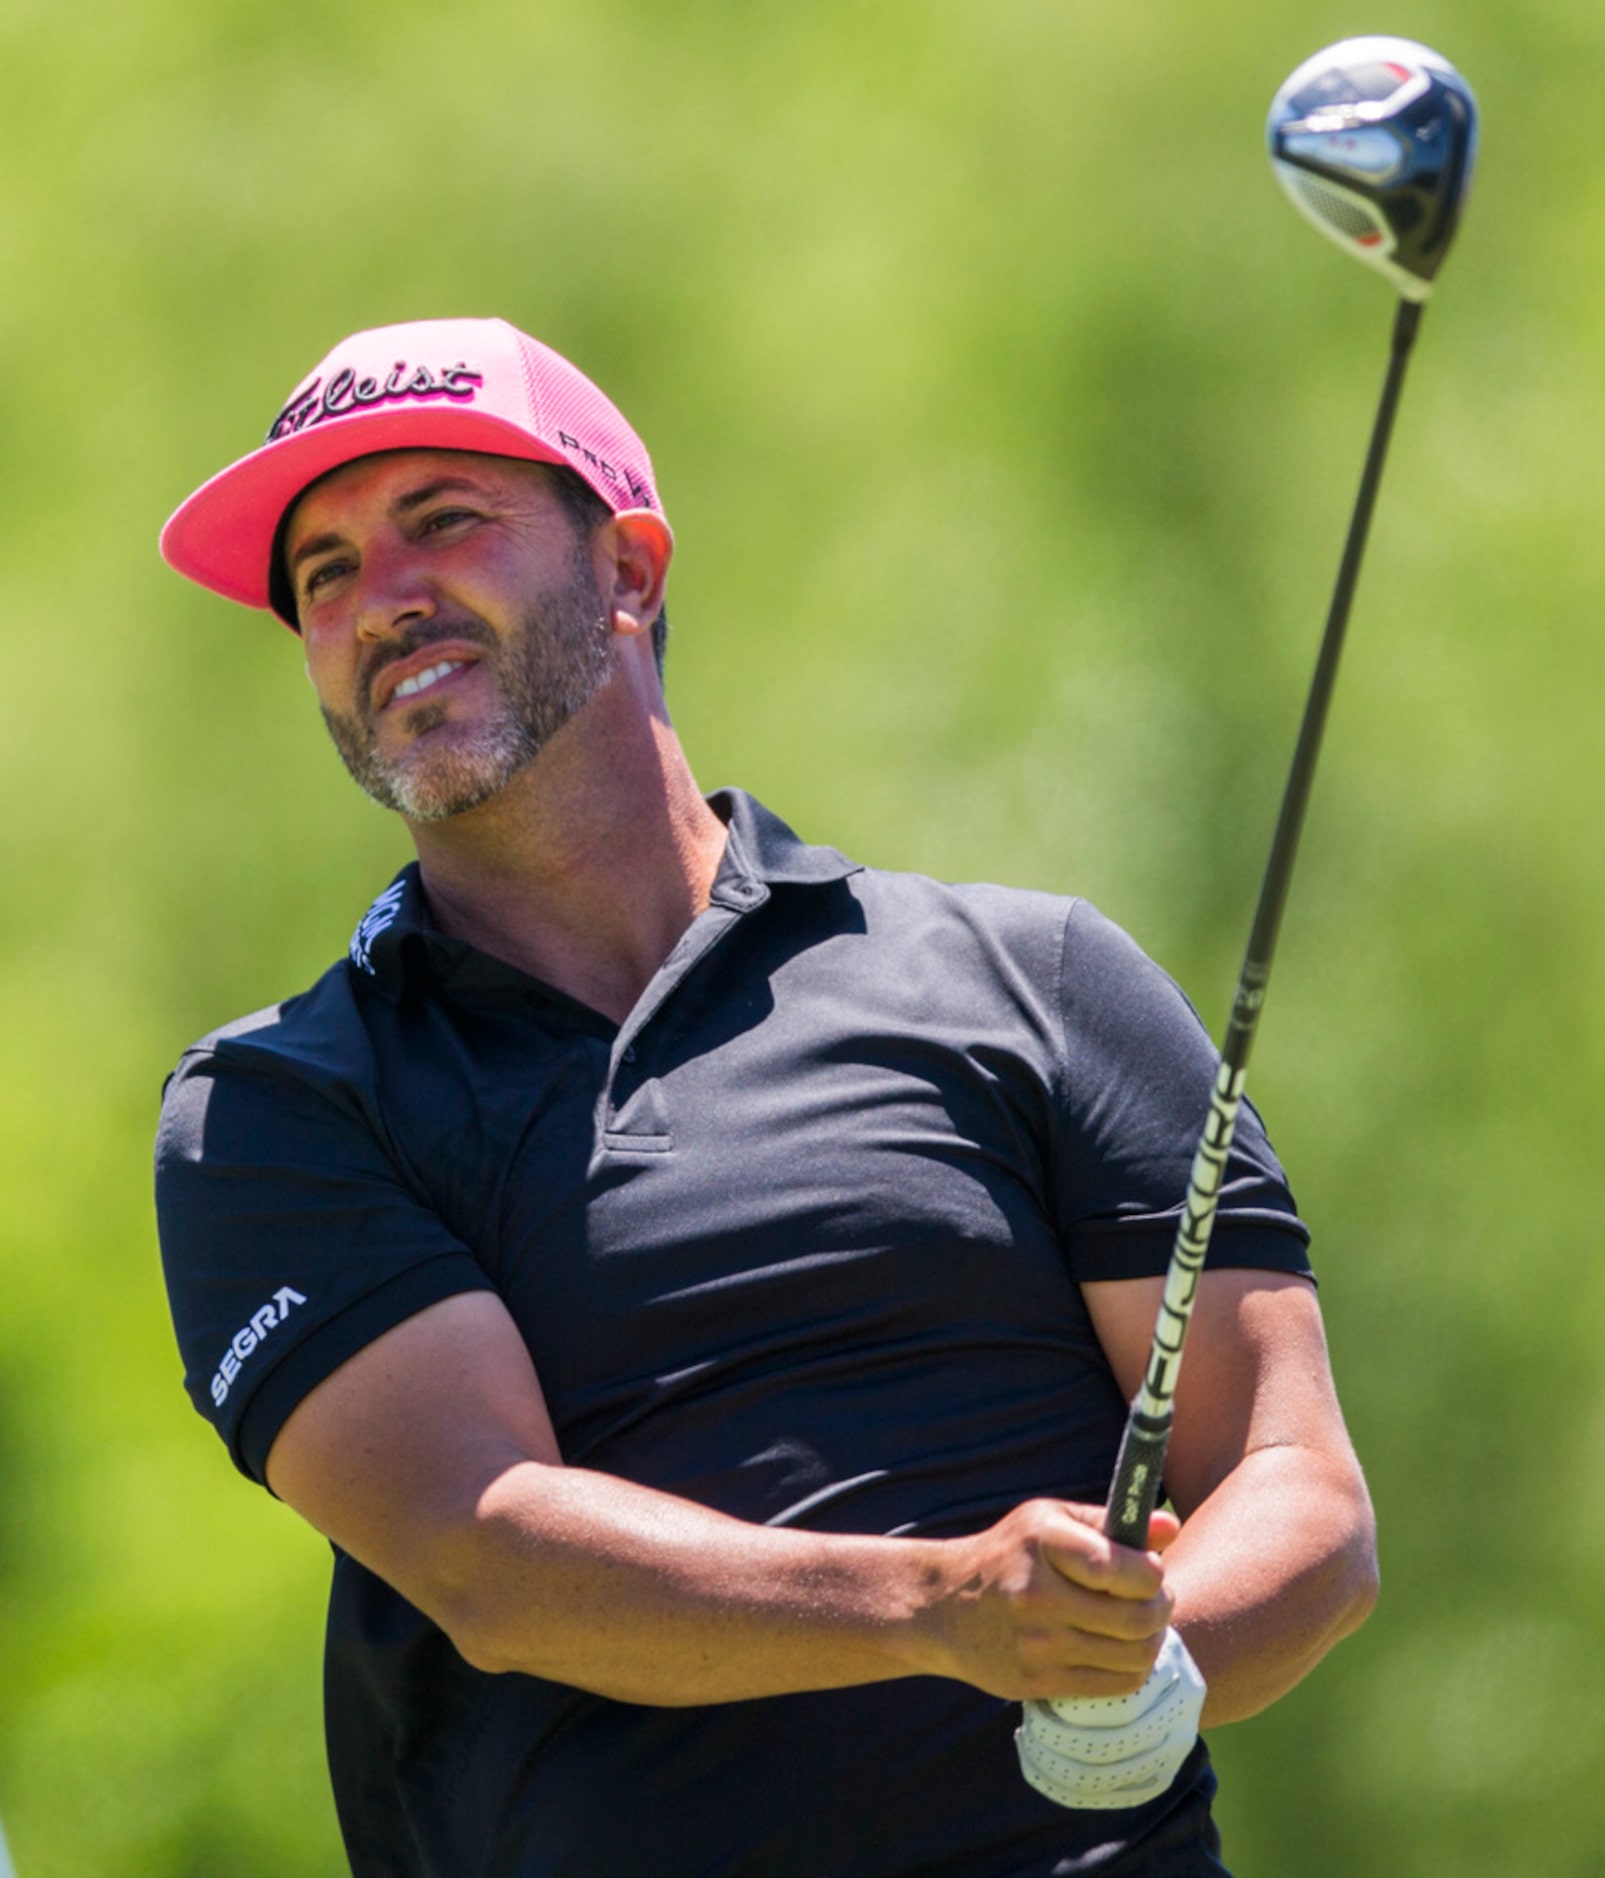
[1103,38,1478,1551]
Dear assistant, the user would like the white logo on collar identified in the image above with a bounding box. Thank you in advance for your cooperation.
[350,881,407,975]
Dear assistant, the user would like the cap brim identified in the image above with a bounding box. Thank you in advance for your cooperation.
[160,407,575,616]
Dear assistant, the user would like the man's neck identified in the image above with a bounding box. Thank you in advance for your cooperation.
[406,691,728,1026]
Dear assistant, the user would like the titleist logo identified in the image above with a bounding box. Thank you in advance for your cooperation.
[266,360,484,441]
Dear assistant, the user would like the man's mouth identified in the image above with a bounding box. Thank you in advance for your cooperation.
[368,641,485,713]
[392,659,467,702]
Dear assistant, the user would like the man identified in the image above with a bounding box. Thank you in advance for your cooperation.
[155,316,1376,1876]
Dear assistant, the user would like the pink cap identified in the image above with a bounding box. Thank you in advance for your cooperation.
[160,316,666,626]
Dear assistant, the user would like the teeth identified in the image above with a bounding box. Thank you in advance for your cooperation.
[392,659,464,701]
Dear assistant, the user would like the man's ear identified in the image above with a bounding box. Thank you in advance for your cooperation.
[600,512,673,638]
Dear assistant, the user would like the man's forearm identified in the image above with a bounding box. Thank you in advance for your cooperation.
[429,1461,939,1701]
[386,1464,1175,1708]
[265,1295,1177,1709]
[1164,1443,1378,1725]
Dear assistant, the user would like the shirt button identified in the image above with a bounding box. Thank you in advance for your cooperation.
[622,1044,636,1063]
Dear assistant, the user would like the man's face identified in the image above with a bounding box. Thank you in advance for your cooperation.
[284,450,614,822]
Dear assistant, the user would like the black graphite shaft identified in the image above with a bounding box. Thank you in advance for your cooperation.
[1103,296,1423,1552]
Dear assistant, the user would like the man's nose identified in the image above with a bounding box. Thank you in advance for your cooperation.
[353,539,438,642]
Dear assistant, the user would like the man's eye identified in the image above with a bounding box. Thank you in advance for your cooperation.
[420,507,477,534]
[303,559,351,598]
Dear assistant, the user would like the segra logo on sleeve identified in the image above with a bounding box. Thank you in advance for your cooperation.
[210,1286,308,1407]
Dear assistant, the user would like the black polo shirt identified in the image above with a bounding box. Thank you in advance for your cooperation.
[156,789,1309,1877]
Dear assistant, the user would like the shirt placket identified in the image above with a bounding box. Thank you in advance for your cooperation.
[598,874,770,1154]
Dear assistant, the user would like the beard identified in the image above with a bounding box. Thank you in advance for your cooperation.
[319,545,614,822]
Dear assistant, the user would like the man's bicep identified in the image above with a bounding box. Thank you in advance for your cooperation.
[1082,1270,1361,1519]
[265,1290,564,1610]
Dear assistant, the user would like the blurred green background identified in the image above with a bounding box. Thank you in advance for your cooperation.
[1,0,1600,1871]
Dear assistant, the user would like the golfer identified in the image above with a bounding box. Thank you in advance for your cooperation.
[155,316,1376,1876]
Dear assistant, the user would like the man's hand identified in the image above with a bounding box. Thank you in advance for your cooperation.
[1015,1626,1207,1810]
[923,1500,1181,1702]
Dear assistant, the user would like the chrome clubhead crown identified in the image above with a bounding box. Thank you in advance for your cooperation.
[1268,37,1478,301]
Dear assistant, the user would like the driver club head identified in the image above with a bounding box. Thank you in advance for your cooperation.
[1268,37,1478,301]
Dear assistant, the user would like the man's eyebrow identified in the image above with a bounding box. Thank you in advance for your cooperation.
[287,477,497,573]
[287,529,347,573]
[391,475,494,517]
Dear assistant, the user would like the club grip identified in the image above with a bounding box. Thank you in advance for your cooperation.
[1103,1407,1171,1550]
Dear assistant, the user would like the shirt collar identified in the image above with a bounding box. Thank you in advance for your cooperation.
[347,790,861,1003]
[707,788,862,890]
[346,862,431,1002]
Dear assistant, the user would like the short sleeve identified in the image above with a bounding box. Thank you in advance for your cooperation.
[155,1033,495,1484]
[1052,900,1312,1282]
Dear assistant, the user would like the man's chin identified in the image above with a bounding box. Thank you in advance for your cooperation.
[340,722,538,823]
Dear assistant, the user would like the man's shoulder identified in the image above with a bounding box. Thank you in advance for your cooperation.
[861,866,1075,918]
[826,861,1190,1042]
[177,957,362,1058]
[846,864,1156,970]
[845,859,1087,957]
[170,866,420,1080]
[162,955,377,1136]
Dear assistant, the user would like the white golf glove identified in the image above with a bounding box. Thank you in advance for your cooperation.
[1015,1627,1206,1811]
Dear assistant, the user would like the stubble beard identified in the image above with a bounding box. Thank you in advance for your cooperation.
[320,545,614,822]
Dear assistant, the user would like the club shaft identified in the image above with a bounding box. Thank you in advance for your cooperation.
[1103,297,1423,1551]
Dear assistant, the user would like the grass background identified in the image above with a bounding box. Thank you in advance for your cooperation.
[1,0,1601,1870]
